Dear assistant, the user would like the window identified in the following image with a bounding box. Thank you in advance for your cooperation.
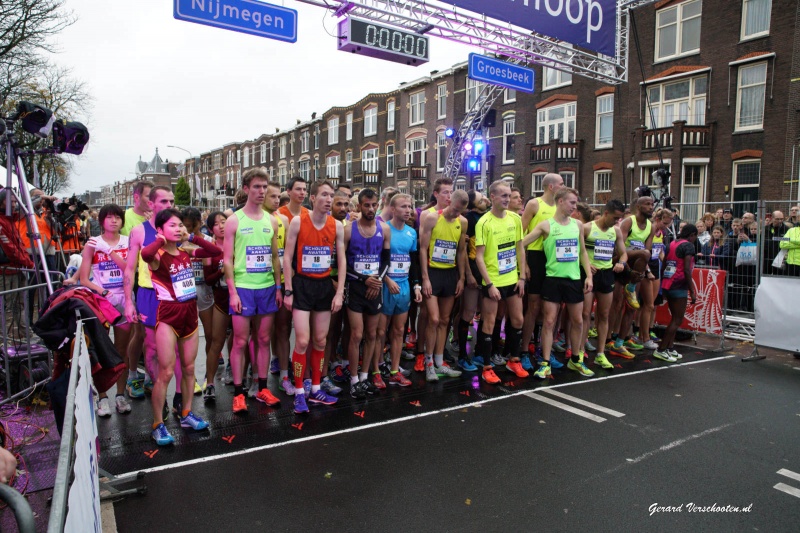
[364,106,377,136]
[345,151,353,182]
[537,102,576,144]
[300,130,309,153]
[328,117,339,145]
[647,75,707,128]
[243,147,250,167]
[409,91,425,126]
[269,141,274,162]
[596,94,614,148]
[503,116,515,164]
[437,84,447,119]
[504,88,516,103]
[279,137,287,159]
[326,155,340,178]
[466,78,484,111]
[278,165,287,185]
[543,67,572,90]
[299,160,310,181]
[226,151,233,167]
[455,178,467,191]
[387,101,395,131]
[406,137,426,166]
[346,112,353,140]
[559,172,575,189]
[640,163,671,188]
[655,0,702,61]
[732,159,760,208]
[736,62,767,131]
[268,167,274,180]
[314,125,320,150]
[313,155,319,179]
[742,0,771,39]
[681,164,706,222]
[594,171,611,203]
[531,172,546,193]
[436,132,447,171]
[386,144,395,176]
[361,148,378,173]
[213,153,221,169]
[290,160,294,175]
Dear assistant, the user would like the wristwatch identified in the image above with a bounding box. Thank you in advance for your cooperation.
[101,289,109,297]
[284,290,293,297]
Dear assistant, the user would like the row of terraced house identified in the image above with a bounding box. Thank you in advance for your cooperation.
[111,0,799,224]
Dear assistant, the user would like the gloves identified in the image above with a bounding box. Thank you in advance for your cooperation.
[89,237,111,255]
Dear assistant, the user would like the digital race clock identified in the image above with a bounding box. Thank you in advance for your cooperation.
[337,17,429,66]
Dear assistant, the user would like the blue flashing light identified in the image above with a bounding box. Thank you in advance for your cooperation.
[473,140,484,154]
[445,128,455,137]
[467,157,480,171]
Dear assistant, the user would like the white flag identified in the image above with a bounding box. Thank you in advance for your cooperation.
[194,173,202,199]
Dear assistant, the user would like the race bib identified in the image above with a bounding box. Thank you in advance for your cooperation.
[555,239,578,262]
[301,245,331,273]
[432,239,456,265]
[593,239,614,261]
[652,243,665,260]
[97,261,123,289]
[663,260,678,278]
[629,239,645,250]
[246,245,271,273]
[389,253,410,279]
[497,249,516,275]
[354,254,379,276]
[171,268,197,302]
[192,259,205,284]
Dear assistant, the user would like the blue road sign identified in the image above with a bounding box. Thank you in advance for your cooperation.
[468,54,535,94]
[174,0,297,43]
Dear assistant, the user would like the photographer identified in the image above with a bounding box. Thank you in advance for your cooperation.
[55,196,88,255]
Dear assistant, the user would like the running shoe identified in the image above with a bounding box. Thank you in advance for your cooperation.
[481,367,501,384]
[490,354,508,366]
[96,397,111,417]
[588,327,598,338]
[269,358,280,374]
[256,388,281,406]
[303,378,312,398]
[372,373,387,390]
[533,362,551,379]
[414,354,425,372]
[247,381,259,398]
[221,365,233,385]
[151,423,175,446]
[506,360,529,378]
[472,355,485,366]
[309,389,338,405]
[350,382,366,399]
[321,377,342,395]
[331,365,349,383]
[624,338,644,351]
[203,384,216,403]
[144,379,154,395]
[520,354,534,371]
[458,359,479,372]
[194,380,203,395]
[435,363,462,378]
[593,353,614,369]
[568,357,595,377]
[668,349,682,360]
[548,353,564,370]
[379,362,393,379]
[388,372,412,387]
[232,393,247,414]
[180,411,209,430]
[643,340,659,350]
[565,348,573,359]
[115,395,131,414]
[401,349,416,361]
[172,396,182,417]
[609,344,635,359]
[126,378,145,399]
[653,350,677,363]
[624,284,640,309]
[553,340,566,353]
[398,366,412,377]
[362,379,378,395]
[218,356,225,367]
[650,331,661,342]
[293,393,310,414]
[528,342,537,354]
[425,362,439,382]
[280,378,296,396]
[584,340,596,352]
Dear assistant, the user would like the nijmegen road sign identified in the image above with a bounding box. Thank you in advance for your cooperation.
[468,54,535,94]
[174,0,298,43]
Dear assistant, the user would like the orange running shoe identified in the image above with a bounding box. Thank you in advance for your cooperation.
[232,393,248,414]
[482,367,501,384]
[372,373,387,390]
[256,388,280,406]
[414,354,425,372]
[506,360,530,378]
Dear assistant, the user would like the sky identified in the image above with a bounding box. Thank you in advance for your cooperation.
[52,0,475,196]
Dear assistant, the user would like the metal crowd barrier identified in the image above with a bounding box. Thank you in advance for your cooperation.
[0,483,36,533]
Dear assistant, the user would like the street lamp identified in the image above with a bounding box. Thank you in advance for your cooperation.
[167,144,196,205]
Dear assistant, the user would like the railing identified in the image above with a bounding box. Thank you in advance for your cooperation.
[396,165,429,182]
[643,127,674,150]
[683,126,710,147]
[529,140,580,163]
[642,123,712,151]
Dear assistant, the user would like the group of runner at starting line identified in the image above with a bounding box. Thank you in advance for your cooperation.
[77,170,699,446]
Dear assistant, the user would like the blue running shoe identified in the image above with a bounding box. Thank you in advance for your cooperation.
[321,377,342,395]
[308,389,338,405]
[458,359,479,372]
[473,355,485,366]
[180,411,209,431]
[549,354,564,370]
[126,378,144,399]
[520,354,534,371]
[151,423,175,446]
[269,358,280,374]
[303,378,312,398]
[553,340,566,353]
[293,393,309,414]
[143,379,154,395]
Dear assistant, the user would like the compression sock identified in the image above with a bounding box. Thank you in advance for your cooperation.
[533,322,543,345]
[311,348,325,385]
[258,378,267,391]
[234,385,245,397]
[506,327,523,360]
[457,319,470,359]
[292,350,306,390]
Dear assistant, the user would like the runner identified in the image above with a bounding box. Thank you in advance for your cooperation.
[278,177,308,221]
[375,193,420,387]
[141,208,220,445]
[418,186,468,382]
[639,207,674,350]
[580,199,628,370]
[656,223,698,362]
[223,168,282,415]
[456,191,488,371]
[474,182,528,384]
[200,211,229,403]
[79,204,132,415]
[324,190,351,393]
[121,181,153,236]
[519,187,594,379]
[283,179,345,413]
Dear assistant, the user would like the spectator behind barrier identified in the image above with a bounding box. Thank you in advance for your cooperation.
[764,211,789,275]
[779,222,800,276]
[789,205,800,228]
[699,226,728,268]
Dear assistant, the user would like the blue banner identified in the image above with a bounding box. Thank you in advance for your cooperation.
[174,0,298,43]
[468,54,535,93]
[448,0,616,56]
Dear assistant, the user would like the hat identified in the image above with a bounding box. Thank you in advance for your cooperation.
[723,208,732,213]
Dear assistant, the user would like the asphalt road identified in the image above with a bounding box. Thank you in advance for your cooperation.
[112,349,800,532]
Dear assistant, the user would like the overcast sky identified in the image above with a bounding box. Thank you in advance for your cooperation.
[51,0,474,196]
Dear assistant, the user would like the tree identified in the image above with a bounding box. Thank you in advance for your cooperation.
[0,1,75,67]
[174,177,191,207]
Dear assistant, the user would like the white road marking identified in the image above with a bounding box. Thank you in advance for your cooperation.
[523,392,607,422]
[623,423,733,465]
[777,468,800,483]
[115,354,735,477]
[774,482,800,499]
[537,388,625,417]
